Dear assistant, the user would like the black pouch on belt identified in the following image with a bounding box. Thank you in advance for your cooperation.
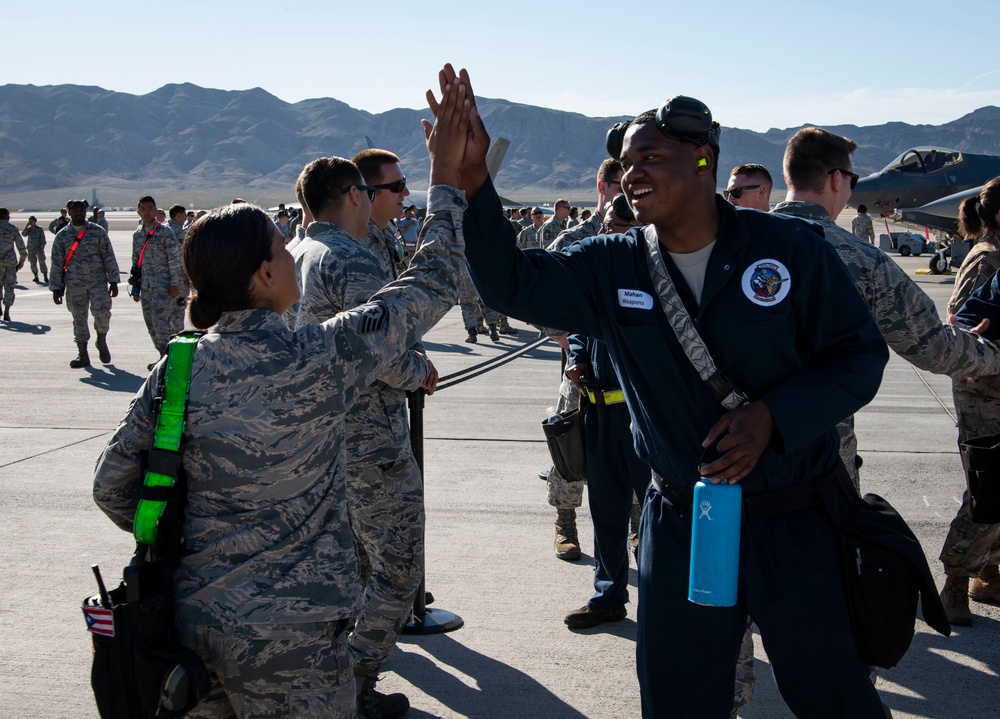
[541,408,587,483]
[960,434,1000,523]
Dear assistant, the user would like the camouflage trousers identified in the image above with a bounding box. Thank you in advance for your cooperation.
[26,239,47,278]
[347,457,425,672]
[547,374,584,509]
[732,619,756,714]
[459,268,497,327]
[940,398,1000,575]
[177,619,354,719]
[940,489,1000,576]
[141,286,185,354]
[0,263,16,309]
[65,283,111,342]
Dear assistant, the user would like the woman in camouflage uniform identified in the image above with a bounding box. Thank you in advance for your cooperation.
[939,176,1000,626]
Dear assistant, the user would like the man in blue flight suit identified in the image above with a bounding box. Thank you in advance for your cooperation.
[426,64,891,718]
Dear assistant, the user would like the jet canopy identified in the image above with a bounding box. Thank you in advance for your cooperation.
[882,147,963,174]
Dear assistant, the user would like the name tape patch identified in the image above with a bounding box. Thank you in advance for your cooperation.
[617,288,654,310]
[741,259,791,307]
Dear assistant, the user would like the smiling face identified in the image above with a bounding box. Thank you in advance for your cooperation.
[620,121,702,229]
[370,162,409,229]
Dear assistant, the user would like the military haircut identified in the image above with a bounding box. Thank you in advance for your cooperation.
[169,204,186,221]
[960,176,1000,238]
[0,208,8,220]
[598,157,622,183]
[137,195,156,209]
[351,148,401,186]
[299,156,363,218]
[730,163,773,191]
[183,203,274,329]
[783,127,858,194]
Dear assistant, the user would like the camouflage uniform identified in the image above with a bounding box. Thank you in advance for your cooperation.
[288,196,463,678]
[49,223,119,342]
[516,224,540,250]
[21,224,47,280]
[0,220,27,313]
[774,201,1000,487]
[96,216,109,233]
[540,211,606,510]
[93,184,465,717]
[459,266,497,329]
[852,212,876,243]
[168,219,192,299]
[132,221,185,354]
[48,215,69,235]
[537,215,566,250]
[940,233,1000,577]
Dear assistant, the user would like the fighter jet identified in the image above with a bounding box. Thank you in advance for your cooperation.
[850,146,1000,217]
[897,185,982,235]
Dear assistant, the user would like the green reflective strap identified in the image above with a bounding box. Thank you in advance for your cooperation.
[133,332,201,544]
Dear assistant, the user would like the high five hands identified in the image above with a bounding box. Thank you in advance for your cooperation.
[424,64,491,197]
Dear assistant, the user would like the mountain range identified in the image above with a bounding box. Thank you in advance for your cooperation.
[1,82,999,207]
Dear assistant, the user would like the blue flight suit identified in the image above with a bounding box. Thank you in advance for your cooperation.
[463,178,890,719]
[567,334,650,610]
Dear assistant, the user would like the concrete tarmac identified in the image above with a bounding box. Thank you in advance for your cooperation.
[1,217,997,718]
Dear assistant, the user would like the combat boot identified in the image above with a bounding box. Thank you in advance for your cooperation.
[356,673,409,719]
[69,342,91,369]
[32,274,39,283]
[497,317,519,335]
[940,575,972,626]
[95,333,111,364]
[488,323,500,343]
[970,563,1000,604]
[465,327,478,344]
[2,307,9,322]
[475,322,489,335]
[554,508,581,561]
[43,272,48,284]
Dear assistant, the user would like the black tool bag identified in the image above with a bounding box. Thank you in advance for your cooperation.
[959,434,1000,523]
[541,408,587,482]
[85,547,210,718]
[816,466,951,668]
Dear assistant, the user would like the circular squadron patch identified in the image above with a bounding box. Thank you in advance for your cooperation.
[741,259,791,306]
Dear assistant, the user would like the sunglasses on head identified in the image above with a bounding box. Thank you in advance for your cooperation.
[725,185,761,200]
[373,178,407,194]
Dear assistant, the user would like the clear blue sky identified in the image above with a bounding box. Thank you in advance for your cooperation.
[12,0,999,132]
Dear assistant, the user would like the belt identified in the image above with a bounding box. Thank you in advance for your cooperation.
[581,385,625,406]
[650,471,822,522]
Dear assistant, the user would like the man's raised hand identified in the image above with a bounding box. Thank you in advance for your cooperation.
[426,64,491,196]
[422,78,469,188]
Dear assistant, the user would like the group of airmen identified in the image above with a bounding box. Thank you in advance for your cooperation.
[6,60,997,719]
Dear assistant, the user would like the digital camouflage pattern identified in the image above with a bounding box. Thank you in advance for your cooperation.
[459,265,497,328]
[537,215,566,250]
[178,619,354,719]
[774,201,1000,486]
[0,219,27,310]
[851,213,875,243]
[732,619,756,715]
[516,224,540,250]
[93,185,465,635]
[133,222,186,353]
[288,187,465,671]
[21,223,47,279]
[940,233,1000,576]
[50,222,120,342]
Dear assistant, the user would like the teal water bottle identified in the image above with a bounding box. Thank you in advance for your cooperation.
[688,480,742,607]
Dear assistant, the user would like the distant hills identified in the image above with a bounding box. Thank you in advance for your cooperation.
[1,82,999,207]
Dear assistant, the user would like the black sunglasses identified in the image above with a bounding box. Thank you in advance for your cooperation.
[829,168,859,190]
[373,178,407,194]
[343,184,377,202]
[725,185,761,200]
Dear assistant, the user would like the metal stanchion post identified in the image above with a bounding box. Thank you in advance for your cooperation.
[402,388,463,635]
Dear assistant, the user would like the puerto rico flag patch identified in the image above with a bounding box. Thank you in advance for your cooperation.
[83,602,115,637]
